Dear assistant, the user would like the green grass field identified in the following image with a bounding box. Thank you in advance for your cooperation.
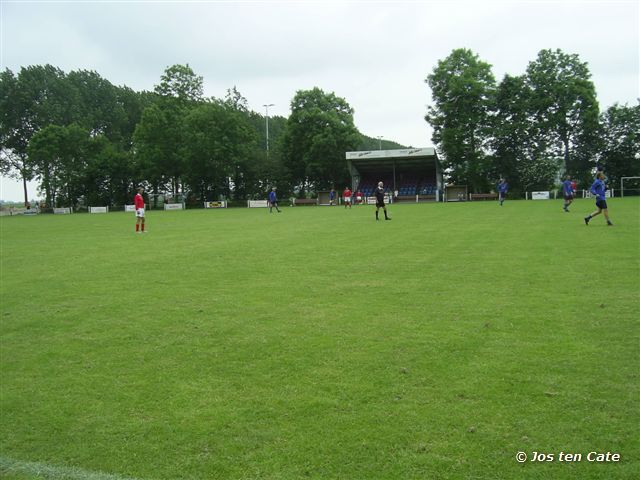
[1,198,638,480]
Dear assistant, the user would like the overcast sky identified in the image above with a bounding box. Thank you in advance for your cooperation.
[1,0,638,201]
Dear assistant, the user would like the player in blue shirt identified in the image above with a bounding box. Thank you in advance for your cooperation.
[497,178,508,206]
[329,189,336,206]
[562,175,575,212]
[268,187,281,213]
[584,172,613,226]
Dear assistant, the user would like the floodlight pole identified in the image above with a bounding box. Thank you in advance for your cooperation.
[263,103,275,158]
[376,135,383,150]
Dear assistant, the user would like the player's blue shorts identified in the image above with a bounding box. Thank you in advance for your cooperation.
[596,199,607,209]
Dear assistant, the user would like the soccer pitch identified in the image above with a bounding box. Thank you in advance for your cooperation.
[1,198,638,480]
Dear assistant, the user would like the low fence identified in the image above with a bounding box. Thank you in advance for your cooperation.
[523,190,614,200]
[4,188,628,218]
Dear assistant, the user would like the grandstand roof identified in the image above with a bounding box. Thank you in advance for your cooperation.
[345,147,438,171]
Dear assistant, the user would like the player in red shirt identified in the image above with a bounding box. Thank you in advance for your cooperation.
[356,190,363,205]
[343,187,352,209]
[134,186,146,233]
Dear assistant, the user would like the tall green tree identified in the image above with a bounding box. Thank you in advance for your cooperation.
[133,103,173,194]
[0,65,73,204]
[115,86,155,151]
[154,64,203,103]
[27,124,93,208]
[282,87,360,194]
[244,110,290,197]
[224,86,249,113]
[66,70,125,140]
[222,88,267,198]
[517,156,561,193]
[425,48,496,191]
[0,69,32,203]
[83,138,135,207]
[489,74,534,193]
[598,102,640,186]
[525,49,600,182]
[182,102,257,201]
[134,64,205,197]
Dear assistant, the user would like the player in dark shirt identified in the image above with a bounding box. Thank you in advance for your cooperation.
[562,175,575,212]
[584,172,613,226]
[497,178,508,206]
[268,187,281,213]
[373,181,391,221]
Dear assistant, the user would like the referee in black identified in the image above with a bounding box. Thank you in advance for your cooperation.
[373,181,391,221]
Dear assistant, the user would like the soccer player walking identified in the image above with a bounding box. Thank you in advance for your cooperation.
[134,186,146,233]
[269,187,281,213]
[373,181,391,221]
[562,175,575,212]
[584,172,613,226]
[497,178,508,206]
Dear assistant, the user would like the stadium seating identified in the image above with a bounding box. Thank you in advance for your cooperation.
[418,180,436,195]
[357,177,392,197]
[397,176,418,196]
[356,177,437,201]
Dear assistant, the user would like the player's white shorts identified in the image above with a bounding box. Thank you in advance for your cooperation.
[136,208,145,218]
[344,197,352,203]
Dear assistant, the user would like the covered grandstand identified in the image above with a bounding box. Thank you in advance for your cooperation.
[345,148,443,202]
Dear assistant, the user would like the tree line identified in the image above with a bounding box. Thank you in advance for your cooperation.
[1,49,638,207]
[426,48,639,194]
[0,64,405,207]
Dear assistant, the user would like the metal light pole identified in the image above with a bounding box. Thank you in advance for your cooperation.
[376,135,383,150]
[263,103,275,157]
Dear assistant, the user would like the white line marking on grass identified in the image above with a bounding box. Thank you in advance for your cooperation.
[0,456,145,480]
